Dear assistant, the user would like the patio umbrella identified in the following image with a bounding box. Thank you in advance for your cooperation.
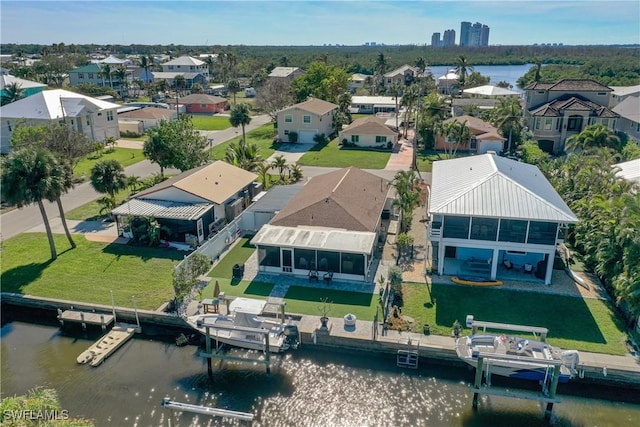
[213,280,220,299]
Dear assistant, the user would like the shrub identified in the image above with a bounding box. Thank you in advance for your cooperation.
[121,130,143,138]
[341,138,348,145]
[388,265,403,295]
[313,133,327,144]
[288,131,298,143]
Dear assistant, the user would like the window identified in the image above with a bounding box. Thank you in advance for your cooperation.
[499,219,528,243]
[258,246,281,267]
[470,217,498,241]
[469,137,477,150]
[567,116,583,131]
[284,130,290,135]
[527,221,558,245]
[351,135,360,143]
[294,249,316,270]
[597,92,607,96]
[284,114,292,123]
[303,115,311,124]
[601,118,609,127]
[86,116,91,126]
[534,117,541,130]
[375,136,387,143]
[544,118,553,130]
[442,216,470,239]
[78,73,84,79]
[201,104,207,108]
[168,65,174,70]
[7,121,12,132]
[106,111,114,121]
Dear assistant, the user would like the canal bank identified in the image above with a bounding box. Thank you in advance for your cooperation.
[3,292,640,389]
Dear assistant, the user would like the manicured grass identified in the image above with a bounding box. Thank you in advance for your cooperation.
[209,123,277,161]
[73,148,145,179]
[398,282,628,355]
[208,238,256,278]
[0,233,183,310]
[65,188,132,221]
[297,138,390,169]
[120,135,148,141]
[189,115,232,131]
[284,286,378,320]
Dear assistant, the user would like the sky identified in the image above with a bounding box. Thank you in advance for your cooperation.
[1,0,639,46]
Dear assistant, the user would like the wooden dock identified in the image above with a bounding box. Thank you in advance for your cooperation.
[57,309,114,330]
[77,323,140,367]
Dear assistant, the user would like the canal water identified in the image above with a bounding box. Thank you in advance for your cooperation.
[2,317,639,427]
[428,64,534,91]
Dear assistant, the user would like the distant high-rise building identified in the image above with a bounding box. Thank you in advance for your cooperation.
[460,21,489,46]
[460,21,471,46]
[480,25,490,47]
[431,32,441,47]
[443,29,456,46]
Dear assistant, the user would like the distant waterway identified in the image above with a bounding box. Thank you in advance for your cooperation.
[429,63,534,91]
[2,316,640,427]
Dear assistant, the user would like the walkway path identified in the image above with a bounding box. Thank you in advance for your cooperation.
[384,131,414,171]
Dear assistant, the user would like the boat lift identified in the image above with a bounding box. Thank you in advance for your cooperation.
[199,323,274,375]
[161,397,253,424]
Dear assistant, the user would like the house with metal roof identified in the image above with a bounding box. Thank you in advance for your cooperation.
[161,56,209,80]
[383,64,420,87]
[112,161,258,246]
[524,79,619,154]
[427,154,578,285]
[615,158,640,187]
[0,89,120,153]
[462,85,521,98]
[350,96,399,114]
[276,98,338,143]
[339,116,398,148]
[118,106,177,135]
[268,67,305,80]
[0,72,47,100]
[251,167,390,282]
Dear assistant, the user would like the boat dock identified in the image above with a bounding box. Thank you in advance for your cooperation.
[161,397,254,422]
[77,323,141,367]
[57,309,114,331]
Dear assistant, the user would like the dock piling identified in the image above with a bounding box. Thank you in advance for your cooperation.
[205,326,213,377]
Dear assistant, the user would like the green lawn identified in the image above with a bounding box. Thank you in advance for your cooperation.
[73,148,145,179]
[297,138,391,169]
[189,115,232,131]
[209,123,277,161]
[398,282,628,355]
[65,187,132,221]
[283,286,378,320]
[120,135,148,142]
[0,233,183,310]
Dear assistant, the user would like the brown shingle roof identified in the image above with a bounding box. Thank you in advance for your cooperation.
[444,115,500,136]
[525,79,611,92]
[530,95,619,118]
[118,107,175,120]
[178,94,228,105]
[270,167,389,232]
[282,98,338,116]
[135,161,257,204]
[341,116,396,136]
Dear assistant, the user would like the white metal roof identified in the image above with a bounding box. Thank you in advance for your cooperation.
[0,89,119,120]
[268,67,301,77]
[0,74,47,90]
[430,154,578,223]
[163,56,205,66]
[111,198,211,220]
[615,159,640,184]
[463,85,520,97]
[351,96,398,106]
[251,224,376,254]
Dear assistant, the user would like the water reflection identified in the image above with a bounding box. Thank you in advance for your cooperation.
[2,320,639,427]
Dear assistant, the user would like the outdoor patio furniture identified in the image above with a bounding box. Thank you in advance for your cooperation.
[503,259,513,270]
[524,263,534,274]
[309,270,319,281]
[323,271,333,283]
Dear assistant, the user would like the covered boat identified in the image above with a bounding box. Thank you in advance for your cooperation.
[185,297,299,353]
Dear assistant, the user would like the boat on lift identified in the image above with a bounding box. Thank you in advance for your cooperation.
[185,297,299,353]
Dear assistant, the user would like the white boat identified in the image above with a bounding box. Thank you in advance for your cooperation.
[185,298,299,353]
[455,334,580,383]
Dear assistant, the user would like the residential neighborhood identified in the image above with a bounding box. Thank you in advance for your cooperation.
[1,5,639,423]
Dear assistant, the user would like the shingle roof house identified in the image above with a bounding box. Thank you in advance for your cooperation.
[252,167,390,282]
[276,98,338,143]
[428,154,578,285]
[339,116,398,148]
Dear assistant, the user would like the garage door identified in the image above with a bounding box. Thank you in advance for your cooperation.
[298,130,317,143]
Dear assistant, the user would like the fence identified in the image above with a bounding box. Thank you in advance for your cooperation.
[173,215,243,316]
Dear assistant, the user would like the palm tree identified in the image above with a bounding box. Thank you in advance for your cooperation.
[565,124,621,153]
[204,55,215,82]
[1,149,61,260]
[401,84,419,138]
[279,56,289,67]
[374,53,388,95]
[229,103,252,145]
[256,161,272,190]
[224,139,262,172]
[47,160,76,249]
[1,82,24,105]
[227,79,241,104]
[113,66,128,99]
[90,159,127,207]
[438,119,471,159]
[415,57,427,76]
[492,97,523,154]
[288,164,304,182]
[454,55,474,89]
[271,155,287,182]
[387,81,404,131]
[173,75,186,96]
[390,170,421,233]
[101,63,113,89]
[533,58,542,82]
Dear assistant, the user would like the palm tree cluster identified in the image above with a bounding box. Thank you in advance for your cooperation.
[530,131,640,320]
[390,170,422,233]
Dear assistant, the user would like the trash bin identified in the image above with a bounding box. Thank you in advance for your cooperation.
[423,324,430,335]
[232,263,244,279]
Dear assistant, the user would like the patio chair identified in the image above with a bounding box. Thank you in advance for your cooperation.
[323,270,333,283]
[524,263,534,274]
